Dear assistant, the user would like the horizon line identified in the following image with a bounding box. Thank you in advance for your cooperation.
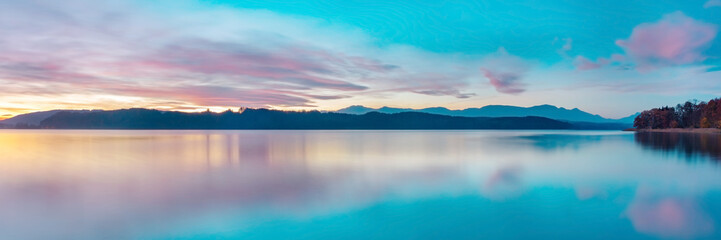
[0,103,640,121]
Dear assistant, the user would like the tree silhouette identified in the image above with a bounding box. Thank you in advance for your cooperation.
[634,98,721,129]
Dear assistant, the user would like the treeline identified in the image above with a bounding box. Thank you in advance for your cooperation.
[37,108,575,130]
[634,98,721,129]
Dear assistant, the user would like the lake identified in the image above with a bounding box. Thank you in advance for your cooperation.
[1,130,720,240]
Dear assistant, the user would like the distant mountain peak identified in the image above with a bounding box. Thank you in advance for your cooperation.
[423,107,450,111]
[0,110,88,127]
[335,104,635,124]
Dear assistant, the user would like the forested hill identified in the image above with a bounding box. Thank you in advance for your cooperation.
[0,108,634,130]
[634,98,721,129]
[0,107,618,130]
[32,108,573,129]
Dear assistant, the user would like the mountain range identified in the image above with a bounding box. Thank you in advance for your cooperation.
[335,104,638,124]
[0,110,87,127]
[0,107,632,130]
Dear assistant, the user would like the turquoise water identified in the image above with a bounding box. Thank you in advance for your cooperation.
[0,130,720,239]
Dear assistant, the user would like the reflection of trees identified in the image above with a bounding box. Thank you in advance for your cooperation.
[634,132,721,161]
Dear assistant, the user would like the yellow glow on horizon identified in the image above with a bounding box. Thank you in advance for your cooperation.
[0,97,507,119]
[0,88,631,120]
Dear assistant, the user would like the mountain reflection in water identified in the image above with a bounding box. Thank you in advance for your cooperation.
[0,130,720,240]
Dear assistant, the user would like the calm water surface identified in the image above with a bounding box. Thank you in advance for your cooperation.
[1,130,720,240]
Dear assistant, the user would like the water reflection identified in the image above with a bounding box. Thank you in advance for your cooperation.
[516,133,605,151]
[0,130,719,239]
[635,132,721,161]
[626,186,715,238]
[481,165,524,200]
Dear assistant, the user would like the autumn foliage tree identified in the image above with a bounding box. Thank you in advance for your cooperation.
[634,98,721,129]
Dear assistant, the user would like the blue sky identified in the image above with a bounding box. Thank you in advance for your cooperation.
[202,0,721,59]
[1,0,720,118]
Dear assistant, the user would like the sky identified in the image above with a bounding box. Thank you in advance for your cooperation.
[1,0,721,119]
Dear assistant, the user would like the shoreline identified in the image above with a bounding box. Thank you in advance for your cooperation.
[629,128,721,133]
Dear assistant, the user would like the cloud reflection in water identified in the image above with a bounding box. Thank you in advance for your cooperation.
[0,130,720,239]
[626,186,715,238]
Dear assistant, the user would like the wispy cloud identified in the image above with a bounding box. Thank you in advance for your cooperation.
[482,69,525,94]
[134,38,372,91]
[412,89,476,99]
[573,56,602,70]
[480,48,530,94]
[704,0,721,8]
[554,37,573,57]
[1,0,720,118]
[0,0,484,115]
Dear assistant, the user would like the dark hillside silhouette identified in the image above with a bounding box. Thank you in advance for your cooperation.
[336,104,637,123]
[36,108,575,130]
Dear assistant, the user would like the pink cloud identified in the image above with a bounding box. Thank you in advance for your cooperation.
[704,0,721,8]
[134,39,372,91]
[0,61,98,84]
[575,12,717,72]
[0,0,483,111]
[0,36,381,108]
[615,12,717,66]
[479,47,529,94]
[481,68,525,94]
[359,71,478,99]
[573,56,602,70]
[104,85,327,108]
[412,89,476,99]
